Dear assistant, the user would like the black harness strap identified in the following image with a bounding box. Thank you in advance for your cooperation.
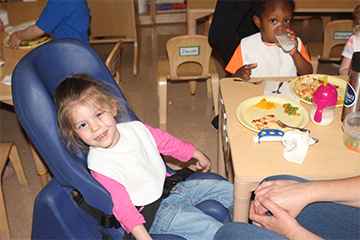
[71,167,195,239]
[71,190,120,240]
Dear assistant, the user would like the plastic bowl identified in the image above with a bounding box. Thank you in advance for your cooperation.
[343,111,360,153]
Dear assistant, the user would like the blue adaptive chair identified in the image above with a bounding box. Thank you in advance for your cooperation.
[12,39,230,239]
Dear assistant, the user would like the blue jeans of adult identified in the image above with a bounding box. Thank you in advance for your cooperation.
[213,175,360,240]
[149,179,234,240]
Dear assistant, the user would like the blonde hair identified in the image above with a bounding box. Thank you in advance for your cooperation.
[54,73,128,153]
[354,4,360,36]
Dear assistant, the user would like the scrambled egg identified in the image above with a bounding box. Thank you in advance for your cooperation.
[255,98,276,110]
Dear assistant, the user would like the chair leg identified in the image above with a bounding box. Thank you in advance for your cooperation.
[311,56,319,74]
[0,142,29,240]
[211,73,219,116]
[206,79,212,98]
[158,75,168,131]
[133,41,138,76]
[29,139,49,187]
[189,80,197,95]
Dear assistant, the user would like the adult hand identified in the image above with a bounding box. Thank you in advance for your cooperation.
[250,196,306,239]
[233,63,257,80]
[253,180,310,218]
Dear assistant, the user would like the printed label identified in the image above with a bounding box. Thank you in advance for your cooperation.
[179,46,200,56]
[333,31,352,40]
[344,83,357,107]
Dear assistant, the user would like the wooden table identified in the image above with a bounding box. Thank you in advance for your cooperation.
[0,1,50,187]
[187,0,359,34]
[218,77,360,222]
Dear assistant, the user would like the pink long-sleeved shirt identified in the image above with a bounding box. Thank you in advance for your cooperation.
[91,123,195,233]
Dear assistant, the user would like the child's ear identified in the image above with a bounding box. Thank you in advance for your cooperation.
[253,15,261,29]
[111,99,118,116]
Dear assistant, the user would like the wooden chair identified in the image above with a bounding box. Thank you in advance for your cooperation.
[306,19,354,74]
[157,35,219,130]
[105,40,122,84]
[0,142,28,240]
[105,41,136,115]
[88,0,138,76]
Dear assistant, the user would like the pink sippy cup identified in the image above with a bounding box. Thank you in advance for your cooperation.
[310,76,338,126]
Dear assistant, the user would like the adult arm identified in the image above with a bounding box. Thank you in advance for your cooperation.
[145,124,211,172]
[91,171,150,238]
[8,25,45,48]
[254,176,360,217]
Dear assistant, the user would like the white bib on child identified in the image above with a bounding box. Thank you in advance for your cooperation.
[241,32,300,78]
[88,121,166,206]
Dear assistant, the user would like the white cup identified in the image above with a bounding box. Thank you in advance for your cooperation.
[273,24,295,52]
[0,5,9,26]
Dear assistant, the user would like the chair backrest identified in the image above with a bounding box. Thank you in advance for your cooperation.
[88,0,137,44]
[12,39,137,238]
[322,19,354,60]
[166,35,212,81]
[105,40,122,84]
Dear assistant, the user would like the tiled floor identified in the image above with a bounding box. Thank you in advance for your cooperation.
[0,17,342,239]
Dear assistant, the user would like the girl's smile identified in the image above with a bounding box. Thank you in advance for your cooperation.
[71,104,120,149]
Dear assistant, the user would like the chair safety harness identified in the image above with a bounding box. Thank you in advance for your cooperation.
[72,167,195,240]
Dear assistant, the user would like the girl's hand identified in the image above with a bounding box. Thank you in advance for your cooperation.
[233,63,258,80]
[192,149,211,172]
[253,180,310,218]
[287,28,299,56]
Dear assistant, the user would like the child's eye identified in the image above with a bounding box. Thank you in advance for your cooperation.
[96,112,103,118]
[284,19,290,24]
[270,19,277,24]
[78,123,87,129]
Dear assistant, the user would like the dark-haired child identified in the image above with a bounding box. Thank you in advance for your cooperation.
[226,0,312,80]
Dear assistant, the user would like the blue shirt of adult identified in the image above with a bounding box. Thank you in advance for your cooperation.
[36,0,90,45]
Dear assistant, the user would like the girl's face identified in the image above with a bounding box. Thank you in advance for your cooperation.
[70,101,120,149]
[253,1,293,44]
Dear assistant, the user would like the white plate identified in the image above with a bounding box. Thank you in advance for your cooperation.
[236,96,309,132]
[290,74,347,107]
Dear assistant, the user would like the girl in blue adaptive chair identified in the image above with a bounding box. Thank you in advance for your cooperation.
[54,73,234,240]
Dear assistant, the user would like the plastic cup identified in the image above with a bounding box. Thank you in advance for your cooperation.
[273,24,295,52]
[0,5,9,26]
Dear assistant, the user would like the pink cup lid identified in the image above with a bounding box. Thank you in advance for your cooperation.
[313,83,338,123]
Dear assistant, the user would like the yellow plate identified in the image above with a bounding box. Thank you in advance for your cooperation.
[3,35,50,49]
[290,74,347,107]
[236,96,309,133]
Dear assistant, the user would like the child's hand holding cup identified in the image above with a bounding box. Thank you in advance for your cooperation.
[273,24,295,52]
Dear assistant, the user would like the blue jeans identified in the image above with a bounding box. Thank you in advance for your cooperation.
[214,175,360,240]
[149,179,234,240]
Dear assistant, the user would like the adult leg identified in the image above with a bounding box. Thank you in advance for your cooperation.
[213,222,287,240]
[262,175,360,239]
[149,180,234,240]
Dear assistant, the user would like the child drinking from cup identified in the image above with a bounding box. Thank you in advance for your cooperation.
[226,0,312,80]
[339,4,360,76]
[54,74,234,240]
